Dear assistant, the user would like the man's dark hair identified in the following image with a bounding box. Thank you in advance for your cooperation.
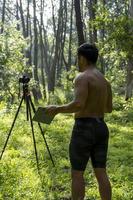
[78,43,99,64]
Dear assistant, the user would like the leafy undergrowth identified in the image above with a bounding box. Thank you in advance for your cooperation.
[0,97,133,200]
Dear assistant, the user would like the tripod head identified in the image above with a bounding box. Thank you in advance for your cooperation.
[19,75,30,98]
[19,75,30,84]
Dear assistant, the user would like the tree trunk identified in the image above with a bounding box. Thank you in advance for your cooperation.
[26,0,30,38]
[99,0,106,74]
[57,0,68,82]
[68,0,74,70]
[125,60,133,100]
[24,0,32,69]
[63,0,74,72]
[19,0,26,37]
[16,0,20,31]
[125,0,133,100]
[32,0,42,101]
[39,0,46,99]
[88,0,97,43]
[1,0,6,33]
[42,25,49,76]
[74,0,85,45]
[48,0,63,92]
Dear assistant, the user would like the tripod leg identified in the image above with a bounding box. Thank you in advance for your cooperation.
[26,96,29,121]
[0,96,24,160]
[27,98,40,172]
[29,96,55,167]
[37,123,55,167]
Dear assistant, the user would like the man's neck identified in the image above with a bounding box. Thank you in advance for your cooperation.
[80,64,96,72]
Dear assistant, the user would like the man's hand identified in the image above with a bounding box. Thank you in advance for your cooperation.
[45,105,58,116]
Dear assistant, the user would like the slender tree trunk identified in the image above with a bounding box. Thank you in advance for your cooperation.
[88,0,97,43]
[24,0,32,76]
[63,0,74,72]
[100,0,106,74]
[42,25,49,76]
[125,0,133,100]
[39,0,46,99]
[74,0,85,45]
[19,0,26,37]
[28,19,32,67]
[57,0,68,82]
[48,0,63,92]
[16,0,20,31]
[1,0,6,33]
[26,0,30,38]
[51,0,56,37]
[32,0,42,101]
[56,5,64,82]
[126,60,133,100]
[68,0,74,70]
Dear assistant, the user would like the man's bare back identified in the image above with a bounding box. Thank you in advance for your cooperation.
[74,68,112,118]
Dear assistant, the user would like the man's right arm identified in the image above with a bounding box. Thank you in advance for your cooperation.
[56,74,88,114]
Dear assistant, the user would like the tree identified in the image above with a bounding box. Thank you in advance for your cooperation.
[68,0,74,71]
[88,0,97,43]
[48,0,63,92]
[1,0,6,33]
[0,26,27,104]
[39,0,46,99]
[74,0,85,45]
[32,0,42,101]
[99,0,106,74]
[125,0,133,100]
[19,0,26,37]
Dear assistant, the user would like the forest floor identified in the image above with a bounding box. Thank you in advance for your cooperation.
[0,97,133,200]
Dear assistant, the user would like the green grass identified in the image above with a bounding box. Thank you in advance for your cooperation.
[0,97,133,200]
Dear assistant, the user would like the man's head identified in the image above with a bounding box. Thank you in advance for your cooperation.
[77,43,99,72]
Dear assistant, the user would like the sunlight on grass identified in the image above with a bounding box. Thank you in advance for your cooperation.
[0,98,133,199]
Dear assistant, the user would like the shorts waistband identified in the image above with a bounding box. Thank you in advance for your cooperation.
[75,117,104,122]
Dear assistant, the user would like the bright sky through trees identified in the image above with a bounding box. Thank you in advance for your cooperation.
[10,0,55,26]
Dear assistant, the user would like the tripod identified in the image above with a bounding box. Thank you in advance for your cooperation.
[0,77,55,172]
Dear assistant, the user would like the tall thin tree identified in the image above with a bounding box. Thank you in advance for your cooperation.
[74,0,85,45]
[1,0,6,33]
[32,0,42,100]
[125,0,133,100]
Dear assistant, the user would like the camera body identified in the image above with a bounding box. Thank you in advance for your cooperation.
[19,76,30,84]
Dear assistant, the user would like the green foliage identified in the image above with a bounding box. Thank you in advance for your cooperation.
[0,25,27,103]
[105,66,126,94]
[95,5,133,60]
[88,2,133,95]
[106,16,133,59]
[49,66,78,104]
[0,96,133,199]
[0,158,43,200]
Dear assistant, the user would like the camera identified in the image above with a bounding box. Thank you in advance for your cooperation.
[19,76,30,84]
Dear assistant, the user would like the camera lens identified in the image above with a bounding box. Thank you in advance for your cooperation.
[19,76,30,84]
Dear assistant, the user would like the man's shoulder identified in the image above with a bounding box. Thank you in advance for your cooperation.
[75,72,91,81]
[74,73,90,87]
[74,73,88,84]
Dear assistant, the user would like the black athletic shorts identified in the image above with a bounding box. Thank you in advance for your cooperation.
[69,117,109,171]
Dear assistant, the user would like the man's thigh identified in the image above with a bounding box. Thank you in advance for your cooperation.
[69,119,94,171]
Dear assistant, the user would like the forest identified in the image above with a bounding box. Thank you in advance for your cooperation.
[0,0,133,199]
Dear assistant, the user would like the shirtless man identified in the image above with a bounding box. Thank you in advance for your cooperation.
[45,43,112,200]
